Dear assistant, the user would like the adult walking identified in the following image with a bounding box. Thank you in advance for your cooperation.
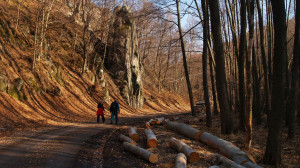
[97,100,105,123]
[110,99,120,124]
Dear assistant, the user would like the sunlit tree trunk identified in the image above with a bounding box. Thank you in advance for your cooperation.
[175,0,195,116]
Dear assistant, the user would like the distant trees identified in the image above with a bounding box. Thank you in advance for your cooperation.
[33,0,55,69]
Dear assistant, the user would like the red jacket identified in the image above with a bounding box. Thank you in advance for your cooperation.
[97,108,104,115]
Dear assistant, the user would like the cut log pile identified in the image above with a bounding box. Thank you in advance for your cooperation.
[166,121,263,168]
[168,137,200,163]
[118,119,263,168]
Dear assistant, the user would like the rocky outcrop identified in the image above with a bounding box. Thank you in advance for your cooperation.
[106,6,144,108]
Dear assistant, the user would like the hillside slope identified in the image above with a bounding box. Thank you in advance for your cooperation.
[0,0,189,130]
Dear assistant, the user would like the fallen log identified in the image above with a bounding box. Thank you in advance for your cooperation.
[213,154,246,168]
[170,116,180,121]
[145,119,155,128]
[174,153,187,168]
[155,117,164,124]
[163,119,170,124]
[198,132,263,168]
[119,134,137,145]
[123,142,158,163]
[129,127,139,142]
[168,137,200,162]
[166,121,202,141]
[166,122,262,168]
[144,128,158,148]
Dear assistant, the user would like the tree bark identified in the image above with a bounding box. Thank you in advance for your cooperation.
[175,0,196,116]
[123,142,158,163]
[199,0,212,127]
[286,0,299,139]
[166,122,202,140]
[208,0,233,134]
[119,134,137,145]
[245,0,254,149]
[213,154,246,168]
[168,137,200,163]
[174,153,187,168]
[263,0,287,166]
[256,0,270,124]
[238,0,247,131]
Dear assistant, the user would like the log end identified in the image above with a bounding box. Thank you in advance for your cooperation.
[145,123,150,129]
[149,154,159,163]
[188,152,200,163]
[131,134,139,142]
[148,139,158,148]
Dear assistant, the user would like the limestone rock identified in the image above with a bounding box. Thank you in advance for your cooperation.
[106,6,144,108]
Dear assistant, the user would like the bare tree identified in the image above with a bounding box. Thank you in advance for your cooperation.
[286,0,299,139]
[175,0,195,116]
[264,0,287,166]
[208,0,233,134]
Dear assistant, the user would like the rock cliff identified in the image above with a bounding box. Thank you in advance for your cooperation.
[106,6,144,108]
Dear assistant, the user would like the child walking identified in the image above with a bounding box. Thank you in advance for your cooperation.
[97,100,105,123]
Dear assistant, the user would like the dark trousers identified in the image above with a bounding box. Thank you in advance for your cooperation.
[97,115,105,123]
[111,112,118,124]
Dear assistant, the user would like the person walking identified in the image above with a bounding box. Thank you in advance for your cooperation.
[97,100,105,123]
[109,99,120,124]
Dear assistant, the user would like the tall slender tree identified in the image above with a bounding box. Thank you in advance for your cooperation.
[199,0,212,127]
[286,0,299,139]
[208,0,233,134]
[245,0,254,149]
[175,0,196,116]
[238,0,247,131]
[264,0,287,166]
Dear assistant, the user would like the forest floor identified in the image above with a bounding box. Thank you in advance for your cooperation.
[0,111,299,168]
[84,112,300,168]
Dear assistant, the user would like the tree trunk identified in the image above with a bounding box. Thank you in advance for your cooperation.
[166,122,202,140]
[198,132,262,168]
[213,154,246,168]
[175,0,196,116]
[256,0,270,124]
[119,134,137,145]
[263,0,287,166]
[208,0,233,134]
[252,45,261,125]
[238,0,247,131]
[286,0,299,139]
[199,0,212,127]
[168,137,200,163]
[245,0,254,149]
[128,127,139,142]
[123,142,158,163]
[144,128,158,148]
[209,45,218,115]
[174,153,187,168]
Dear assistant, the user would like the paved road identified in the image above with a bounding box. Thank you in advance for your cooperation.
[0,123,114,168]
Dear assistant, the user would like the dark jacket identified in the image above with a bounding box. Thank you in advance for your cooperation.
[109,101,120,113]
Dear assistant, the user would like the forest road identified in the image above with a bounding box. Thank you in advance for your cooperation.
[0,122,116,168]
